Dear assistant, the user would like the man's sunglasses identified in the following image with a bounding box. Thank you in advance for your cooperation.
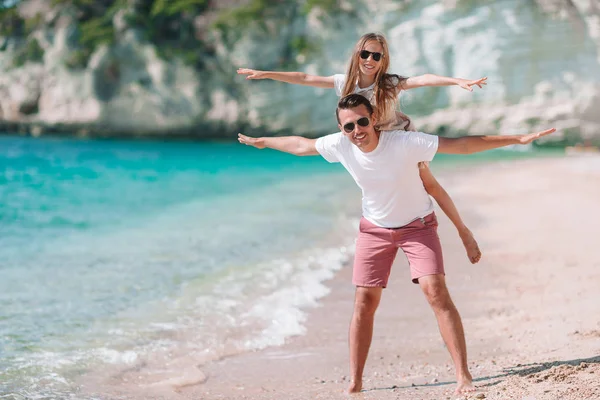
[343,117,370,133]
[360,50,383,62]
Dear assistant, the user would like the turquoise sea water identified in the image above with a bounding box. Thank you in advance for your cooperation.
[0,135,362,398]
[0,134,555,398]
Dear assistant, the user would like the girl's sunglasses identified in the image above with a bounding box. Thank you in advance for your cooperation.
[360,50,383,62]
[343,117,370,133]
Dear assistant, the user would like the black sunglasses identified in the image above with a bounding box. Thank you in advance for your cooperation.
[343,117,370,133]
[360,50,383,62]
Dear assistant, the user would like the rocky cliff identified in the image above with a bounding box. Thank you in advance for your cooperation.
[1,0,599,143]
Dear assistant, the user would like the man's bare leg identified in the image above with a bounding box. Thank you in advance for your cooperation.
[418,274,476,395]
[348,286,383,393]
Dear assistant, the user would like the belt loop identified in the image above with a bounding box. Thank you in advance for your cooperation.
[420,217,426,225]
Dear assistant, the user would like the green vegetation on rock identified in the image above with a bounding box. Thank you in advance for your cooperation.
[12,36,43,66]
[1,3,46,66]
[0,4,24,37]
[2,0,345,70]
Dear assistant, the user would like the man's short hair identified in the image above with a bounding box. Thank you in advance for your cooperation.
[336,94,374,124]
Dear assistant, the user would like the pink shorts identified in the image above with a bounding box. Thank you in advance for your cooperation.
[353,212,444,287]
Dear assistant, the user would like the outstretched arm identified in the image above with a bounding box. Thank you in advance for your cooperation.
[419,164,481,264]
[237,68,335,89]
[238,133,319,156]
[437,128,556,154]
[402,74,487,92]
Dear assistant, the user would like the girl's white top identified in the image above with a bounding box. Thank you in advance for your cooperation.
[333,74,416,132]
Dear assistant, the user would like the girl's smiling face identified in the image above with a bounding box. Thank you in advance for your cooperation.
[358,40,384,78]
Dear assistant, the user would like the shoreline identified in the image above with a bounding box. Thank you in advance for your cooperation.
[81,154,600,400]
[2,128,595,149]
[0,124,325,141]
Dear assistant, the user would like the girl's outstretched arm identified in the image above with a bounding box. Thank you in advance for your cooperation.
[237,68,335,89]
[419,163,482,264]
[402,74,487,92]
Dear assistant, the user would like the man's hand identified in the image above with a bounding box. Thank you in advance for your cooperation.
[237,68,267,80]
[238,133,265,149]
[516,128,556,144]
[457,77,487,92]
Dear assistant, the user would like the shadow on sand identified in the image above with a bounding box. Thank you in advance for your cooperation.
[362,354,600,393]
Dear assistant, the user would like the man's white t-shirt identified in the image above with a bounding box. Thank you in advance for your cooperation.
[315,130,439,228]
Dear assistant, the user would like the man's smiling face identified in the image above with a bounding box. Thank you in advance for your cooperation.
[337,104,379,153]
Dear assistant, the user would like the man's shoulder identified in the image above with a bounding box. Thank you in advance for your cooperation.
[315,131,350,163]
[383,129,409,135]
[386,129,435,139]
[383,130,437,148]
[382,129,414,140]
[321,131,345,140]
[383,129,428,135]
[317,131,347,147]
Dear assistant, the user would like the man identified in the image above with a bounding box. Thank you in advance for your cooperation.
[238,94,555,395]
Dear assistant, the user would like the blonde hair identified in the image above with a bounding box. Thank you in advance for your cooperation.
[341,32,408,129]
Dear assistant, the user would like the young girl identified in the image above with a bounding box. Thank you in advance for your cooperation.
[238,32,484,264]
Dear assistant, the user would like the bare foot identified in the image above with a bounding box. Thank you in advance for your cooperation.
[347,380,362,394]
[455,377,477,395]
[459,228,481,264]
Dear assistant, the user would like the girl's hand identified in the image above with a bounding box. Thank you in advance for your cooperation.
[237,68,267,80]
[458,77,487,92]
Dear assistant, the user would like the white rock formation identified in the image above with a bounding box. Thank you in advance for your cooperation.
[238,0,600,140]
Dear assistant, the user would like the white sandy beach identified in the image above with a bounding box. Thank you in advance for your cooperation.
[87,154,600,400]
